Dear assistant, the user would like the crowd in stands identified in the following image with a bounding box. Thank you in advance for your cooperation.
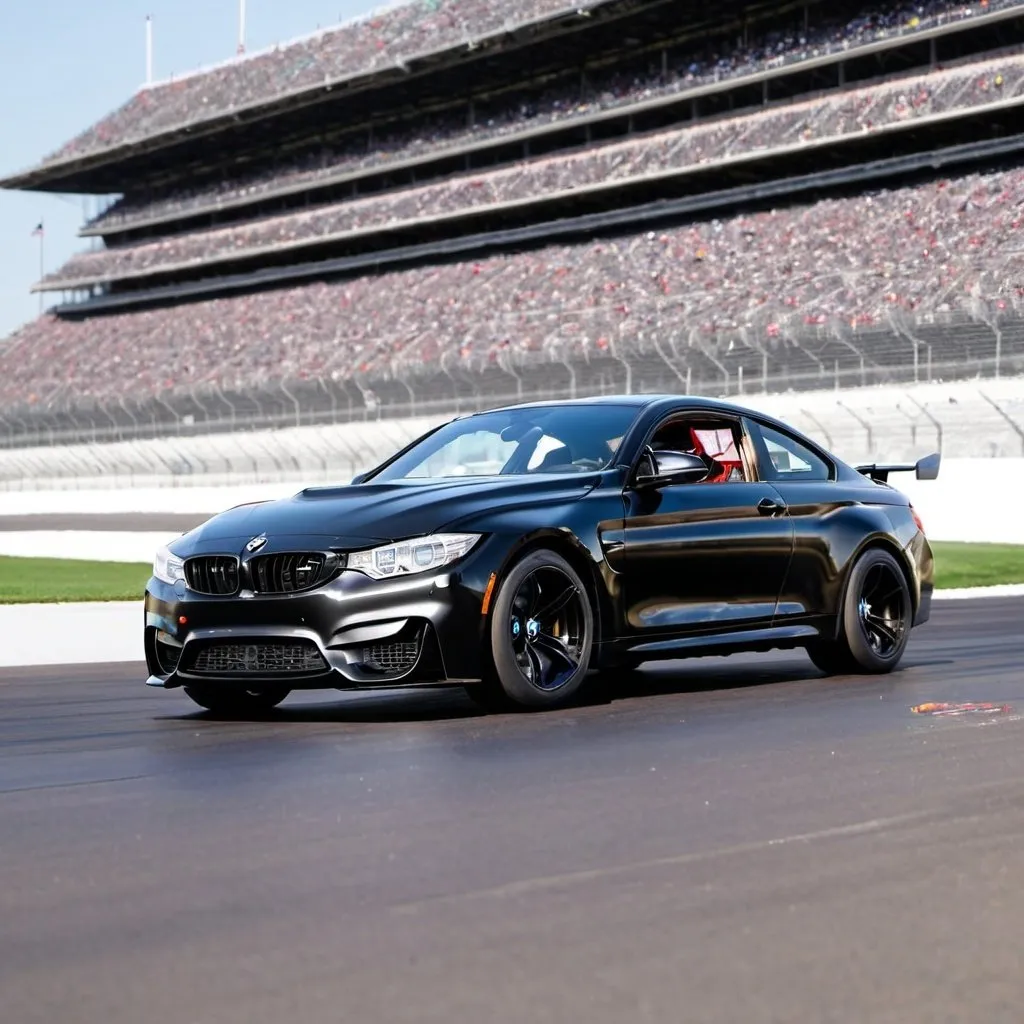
[92,0,1015,231]
[45,0,1013,169]
[48,53,1024,289]
[7,165,1022,413]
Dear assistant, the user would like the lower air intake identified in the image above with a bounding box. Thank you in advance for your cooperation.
[362,640,420,675]
[154,635,181,674]
[190,641,326,676]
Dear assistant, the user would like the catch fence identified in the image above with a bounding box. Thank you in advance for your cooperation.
[3,310,1024,457]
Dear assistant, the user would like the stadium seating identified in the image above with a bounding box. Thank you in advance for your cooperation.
[41,0,1005,169]
[87,0,1021,233]
[6,0,1024,459]
[5,164,1024,432]
[44,53,1024,290]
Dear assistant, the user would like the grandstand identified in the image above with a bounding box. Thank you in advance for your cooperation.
[3,0,1024,453]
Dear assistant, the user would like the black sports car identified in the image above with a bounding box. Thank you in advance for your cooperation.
[145,395,938,713]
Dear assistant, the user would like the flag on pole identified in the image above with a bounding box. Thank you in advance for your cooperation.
[31,222,44,237]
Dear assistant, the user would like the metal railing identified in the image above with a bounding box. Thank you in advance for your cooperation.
[4,378,1024,492]
[4,309,1024,453]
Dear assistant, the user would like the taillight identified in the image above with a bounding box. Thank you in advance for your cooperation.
[910,505,925,534]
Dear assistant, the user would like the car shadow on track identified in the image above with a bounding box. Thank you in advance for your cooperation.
[162,687,480,725]
[162,649,953,724]
[586,654,954,702]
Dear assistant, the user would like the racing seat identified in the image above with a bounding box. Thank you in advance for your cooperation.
[648,424,744,483]
[535,446,576,472]
[687,427,743,483]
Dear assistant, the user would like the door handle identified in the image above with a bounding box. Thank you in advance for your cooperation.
[757,496,787,517]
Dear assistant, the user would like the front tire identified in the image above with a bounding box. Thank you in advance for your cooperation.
[481,549,594,709]
[808,547,912,675]
[183,684,291,715]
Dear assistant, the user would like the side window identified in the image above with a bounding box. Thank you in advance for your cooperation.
[648,418,748,483]
[758,425,831,482]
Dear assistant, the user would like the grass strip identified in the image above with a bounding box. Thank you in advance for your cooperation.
[930,542,1024,590]
[0,542,1021,603]
[0,556,150,604]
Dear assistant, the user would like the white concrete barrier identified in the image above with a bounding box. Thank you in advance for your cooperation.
[0,483,297,516]
[898,458,1024,544]
[0,602,142,668]
[0,457,1020,546]
[0,531,176,563]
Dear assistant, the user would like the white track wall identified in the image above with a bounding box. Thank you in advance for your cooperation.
[2,380,1024,544]
[4,379,1024,492]
[0,456,1013,544]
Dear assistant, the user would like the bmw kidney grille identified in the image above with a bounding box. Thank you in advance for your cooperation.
[249,552,328,594]
[184,556,240,596]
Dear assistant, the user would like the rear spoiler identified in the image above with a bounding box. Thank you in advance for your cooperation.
[855,452,941,484]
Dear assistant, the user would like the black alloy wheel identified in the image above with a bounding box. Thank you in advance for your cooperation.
[508,564,587,691]
[857,560,909,658]
[472,549,594,709]
[183,684,291,715]
[807,547,912,675]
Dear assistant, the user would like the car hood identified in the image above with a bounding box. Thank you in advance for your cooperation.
[178,474,600,553]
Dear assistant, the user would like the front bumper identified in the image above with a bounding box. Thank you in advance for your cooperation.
[144,561,491,690]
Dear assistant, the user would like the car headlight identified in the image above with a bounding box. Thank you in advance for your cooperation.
[153,544,186,586]
[348,533,481,580]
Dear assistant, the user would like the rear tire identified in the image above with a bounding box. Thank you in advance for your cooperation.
[805,643,858,676]
[183,685,291,715]
[482,549,594,709]
[807,547,912,676]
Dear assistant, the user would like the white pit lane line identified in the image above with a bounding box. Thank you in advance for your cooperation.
[0,603,142,668]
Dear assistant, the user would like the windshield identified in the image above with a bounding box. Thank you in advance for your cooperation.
[371,404,638,482]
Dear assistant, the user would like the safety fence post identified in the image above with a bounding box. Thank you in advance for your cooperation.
[979,391,1024,456]
[835,399,873,458]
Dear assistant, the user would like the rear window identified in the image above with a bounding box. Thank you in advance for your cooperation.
[759,425,831,482]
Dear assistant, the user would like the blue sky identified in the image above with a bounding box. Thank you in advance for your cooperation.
[0,0,379,340]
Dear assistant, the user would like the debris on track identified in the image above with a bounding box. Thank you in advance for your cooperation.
[911,701,1013,717]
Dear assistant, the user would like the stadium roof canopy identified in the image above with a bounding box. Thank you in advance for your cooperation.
[7,0,1021,195]
[5,0,855,194]
[0,0,644,192]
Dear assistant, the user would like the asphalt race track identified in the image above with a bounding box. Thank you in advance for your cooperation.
[0,513,210,532]
[3,598,1024,1024]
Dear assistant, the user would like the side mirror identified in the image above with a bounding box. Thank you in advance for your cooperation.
[634,449,709,489]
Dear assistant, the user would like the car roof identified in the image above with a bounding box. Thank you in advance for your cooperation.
[470,394,854,473]
[477,394,747,415]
